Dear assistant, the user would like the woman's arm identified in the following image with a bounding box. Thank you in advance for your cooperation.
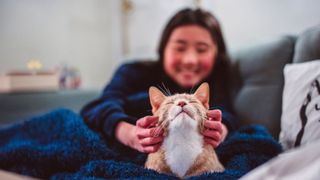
[81,62,164,152]
[80,63,140,139]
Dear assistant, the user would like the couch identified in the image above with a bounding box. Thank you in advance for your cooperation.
[0,24,319,180]
[1,25,319,140]
[0,90,99,125]
[231,24,320,139]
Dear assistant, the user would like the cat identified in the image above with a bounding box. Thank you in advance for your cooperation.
[145,82,224,178]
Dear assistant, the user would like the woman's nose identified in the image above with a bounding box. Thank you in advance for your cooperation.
[181,50,198,66]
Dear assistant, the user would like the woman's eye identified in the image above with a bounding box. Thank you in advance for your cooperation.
[175,47,185,52]
[197,48,208,53]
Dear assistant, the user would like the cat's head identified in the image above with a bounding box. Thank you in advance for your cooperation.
[149,83,210,134]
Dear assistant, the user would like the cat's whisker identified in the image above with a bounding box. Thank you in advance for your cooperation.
[190,85,196,94]
[157,83,170,96]
[153,120,165,137]
[157,85,167,96]
[161,82,167,94]
[164,85,172,96]
[153,127,159,137]
[159,120,168,130]
[160,83,169,96]
[161,82,172,96]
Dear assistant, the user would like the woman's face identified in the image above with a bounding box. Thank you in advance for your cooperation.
[163,25,218,88]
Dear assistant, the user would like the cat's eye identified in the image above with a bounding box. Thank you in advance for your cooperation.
[189,100,198,104]
[165,102,174,105]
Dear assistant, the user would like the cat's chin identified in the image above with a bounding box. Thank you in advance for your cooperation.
[171,108,194,120]
[170,112,197,130]
[176,112,193,121]
[176,111,191,119]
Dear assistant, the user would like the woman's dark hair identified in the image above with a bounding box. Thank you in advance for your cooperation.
[157,8,233,110]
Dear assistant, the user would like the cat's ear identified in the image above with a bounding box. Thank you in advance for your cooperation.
[194,83,210,109]
[149,86,166,113]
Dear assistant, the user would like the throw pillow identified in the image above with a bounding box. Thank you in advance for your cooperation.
[279,60,320,150]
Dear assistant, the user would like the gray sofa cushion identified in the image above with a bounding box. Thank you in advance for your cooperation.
[231,36,296,138]
[293,24,320,63]
[0,90,99,125]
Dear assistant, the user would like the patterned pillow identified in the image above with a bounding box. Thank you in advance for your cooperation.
[280,60,320,150]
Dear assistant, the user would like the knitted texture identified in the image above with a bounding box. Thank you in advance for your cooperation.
[0,109,282,179]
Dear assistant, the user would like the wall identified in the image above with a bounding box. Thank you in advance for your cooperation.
[126,0,320,58]
[0,0,122,89]
[206,0,320,52]
[1,0,319,89]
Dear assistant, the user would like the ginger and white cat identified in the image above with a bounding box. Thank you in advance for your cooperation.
[145,83,224,178]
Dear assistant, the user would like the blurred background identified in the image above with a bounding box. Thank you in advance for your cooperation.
[1,0,320,90]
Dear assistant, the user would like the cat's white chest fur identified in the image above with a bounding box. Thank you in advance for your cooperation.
[162,113,204,178]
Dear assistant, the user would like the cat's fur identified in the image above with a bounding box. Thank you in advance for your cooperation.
[145,83,224,178]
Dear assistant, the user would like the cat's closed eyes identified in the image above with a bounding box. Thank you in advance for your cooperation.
[145,83,224,178]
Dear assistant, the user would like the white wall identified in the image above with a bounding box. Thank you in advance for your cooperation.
[0,0,122,89]
[123,0,195,59]
[206,0,320,51]
[1,0,319,89]
[126,0,320,58]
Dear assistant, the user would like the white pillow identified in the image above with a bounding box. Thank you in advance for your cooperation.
[279,60,320,150]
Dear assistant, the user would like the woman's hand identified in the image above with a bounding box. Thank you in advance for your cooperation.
[202,109,228,148]
[115,116,164,153]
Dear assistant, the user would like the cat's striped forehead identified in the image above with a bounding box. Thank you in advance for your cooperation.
[165,93,196,102]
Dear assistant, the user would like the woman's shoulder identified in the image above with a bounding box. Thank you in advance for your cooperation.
[118,60,160,72]
[113,60,162,85]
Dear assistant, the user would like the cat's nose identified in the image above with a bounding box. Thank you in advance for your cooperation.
[177,101,187,107]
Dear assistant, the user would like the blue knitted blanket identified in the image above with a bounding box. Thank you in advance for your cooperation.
[0,109,282,179]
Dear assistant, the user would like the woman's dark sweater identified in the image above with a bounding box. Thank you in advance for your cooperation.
[80,61,238,142]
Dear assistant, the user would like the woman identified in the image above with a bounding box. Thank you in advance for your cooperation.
[81,8,238,154]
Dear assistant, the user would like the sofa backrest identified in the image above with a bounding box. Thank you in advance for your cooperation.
[293,25,320,63]
[231,24,320,139]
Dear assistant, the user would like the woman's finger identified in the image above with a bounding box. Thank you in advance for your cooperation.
[206,109,222,121]
[204,120,223,134]
[139,136,164,146]
[204,138,219,148]
[203,129,221,141]
[137,127,163,139]
[142,143,162,153]
[136,116,159,128]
